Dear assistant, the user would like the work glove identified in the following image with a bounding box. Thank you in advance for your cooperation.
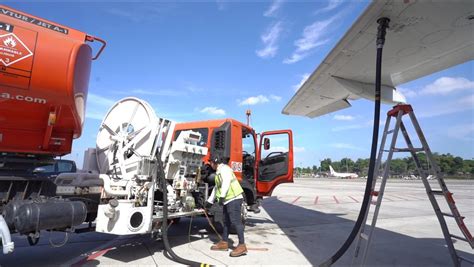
[205,201,213,210]
[218,197,225,206]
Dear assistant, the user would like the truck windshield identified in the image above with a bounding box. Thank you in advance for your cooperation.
[242,128,256,155]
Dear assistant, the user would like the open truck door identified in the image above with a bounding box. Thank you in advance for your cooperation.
[256,130,293,196]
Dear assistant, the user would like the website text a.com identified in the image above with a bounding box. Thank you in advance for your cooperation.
[0,92,46,104]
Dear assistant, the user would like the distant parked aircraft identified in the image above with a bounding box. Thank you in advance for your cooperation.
[329,165,358,179]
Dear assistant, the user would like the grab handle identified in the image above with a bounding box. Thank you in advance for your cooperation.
[86,35,106,60]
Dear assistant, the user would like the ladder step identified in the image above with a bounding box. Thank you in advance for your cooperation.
[360,233,369,240]
[393,147,424,153]
[441,212,454,218]
[430,190,444,195]
[451,234,468,242]
[386,129,395,134]
[370,200,378,205]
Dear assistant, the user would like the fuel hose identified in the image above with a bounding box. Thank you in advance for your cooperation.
[156,153,213,267]
[319,17,390,267]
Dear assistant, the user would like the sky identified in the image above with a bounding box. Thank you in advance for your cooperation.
[6,1,473,168]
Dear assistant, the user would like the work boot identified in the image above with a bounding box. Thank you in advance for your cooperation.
[230,244,247,257]
[210,240,228,251]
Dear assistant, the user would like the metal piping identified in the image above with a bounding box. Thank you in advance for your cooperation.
[0,215,14,254]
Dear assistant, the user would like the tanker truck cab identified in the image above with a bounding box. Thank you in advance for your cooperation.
[173,119,293,211]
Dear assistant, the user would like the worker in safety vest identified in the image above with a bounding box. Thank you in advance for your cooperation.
[207,155,247,257]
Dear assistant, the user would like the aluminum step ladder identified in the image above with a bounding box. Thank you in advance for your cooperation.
[352,104,474,267]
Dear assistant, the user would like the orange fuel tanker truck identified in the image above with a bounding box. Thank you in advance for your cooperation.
[0,5,105,253]
[0,5,293,257]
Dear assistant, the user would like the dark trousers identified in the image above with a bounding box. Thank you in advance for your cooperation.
[222,198,245,245]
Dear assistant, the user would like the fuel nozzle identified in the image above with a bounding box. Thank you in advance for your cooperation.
[376,17,390,48]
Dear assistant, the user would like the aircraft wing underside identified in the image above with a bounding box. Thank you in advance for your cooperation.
[283,0,474,118]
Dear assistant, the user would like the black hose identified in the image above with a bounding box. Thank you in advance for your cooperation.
[156,154,212,267]
[319,17,390,267]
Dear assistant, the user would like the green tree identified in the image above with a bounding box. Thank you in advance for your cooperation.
[404,156,416,174]
[312,165,318,174]
[390,158,407,175]
[355,158,369,176]
[462,159,474,174]
[453,157,463,174]
[340,158,355,172]
[320,158,332,172]
[331,161,342,172]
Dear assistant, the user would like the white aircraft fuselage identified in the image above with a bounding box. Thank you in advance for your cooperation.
[329,165,358,179]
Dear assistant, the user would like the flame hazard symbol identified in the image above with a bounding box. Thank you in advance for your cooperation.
[0,33,33,66]
[3,36,16,48]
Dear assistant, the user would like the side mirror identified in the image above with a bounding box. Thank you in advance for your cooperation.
[263,138,270,150]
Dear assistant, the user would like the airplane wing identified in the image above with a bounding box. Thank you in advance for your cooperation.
[282,0,474,118]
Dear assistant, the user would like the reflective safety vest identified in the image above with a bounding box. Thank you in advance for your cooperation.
[215,170,243,202]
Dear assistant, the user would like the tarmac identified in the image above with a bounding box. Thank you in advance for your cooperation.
[0,178,473,266]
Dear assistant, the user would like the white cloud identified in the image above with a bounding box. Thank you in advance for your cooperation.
[284,53,306,65]
[293,73,311,92]
[418,94,474,118]
[315,0,343,14]
[333,115,355,121]
[421,77,474,95]
[397,87,418,98]
[284,15,336,64]
[200,106,226,116]
[399,77,474,98]
[238,94,281,105]
[329,143,363,150]
[294,146,306,153]
[239,95,270,106]
[256,21,283,59]
[264,0,284,17]
[86,93,116,120]
[270,94,282,101]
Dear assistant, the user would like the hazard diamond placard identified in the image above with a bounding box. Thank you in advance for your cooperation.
[0,33,33,67]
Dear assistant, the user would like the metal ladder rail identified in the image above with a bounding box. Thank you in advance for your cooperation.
[353,104,473,266]
[407,111,474,250]
[352,109,404,265]
[351,114,391,264]
[398,120,460,267]
[359,109,404,265]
